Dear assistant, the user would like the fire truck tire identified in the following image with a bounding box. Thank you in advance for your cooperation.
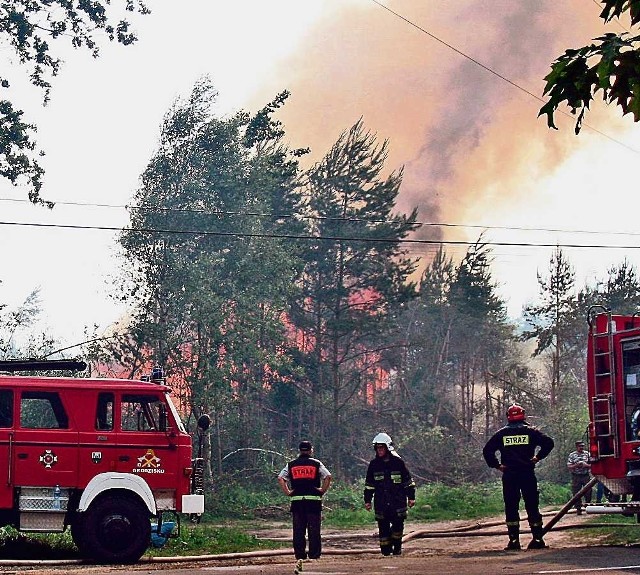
[79,495,151,563]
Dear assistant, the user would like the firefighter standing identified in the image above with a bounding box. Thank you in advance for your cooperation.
[364,432,416,556]
[482,404,554,551]
[277,440,332,569]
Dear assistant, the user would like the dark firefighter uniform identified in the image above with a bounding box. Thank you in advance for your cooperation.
[364,448,416,556]
[483,410,554,550]
[278,442,331,561]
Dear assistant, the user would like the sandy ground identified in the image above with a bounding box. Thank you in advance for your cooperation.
[248,506,600,554]
[0,509,635,575]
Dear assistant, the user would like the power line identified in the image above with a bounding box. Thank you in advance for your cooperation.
[368,0,640,154]
[2,196,640,238]
[0,219,638,251]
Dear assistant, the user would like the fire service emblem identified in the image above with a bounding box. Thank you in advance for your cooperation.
[134,449,164,474]
[39,449,58,469]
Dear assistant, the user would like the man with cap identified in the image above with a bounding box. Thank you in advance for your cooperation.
[278,440,332,571]
[567,440,592,514]
[483,404,554,550]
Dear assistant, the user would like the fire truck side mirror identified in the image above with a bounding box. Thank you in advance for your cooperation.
[197,414,211,432]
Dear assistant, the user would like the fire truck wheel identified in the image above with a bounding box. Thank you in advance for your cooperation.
[80,495,151,564]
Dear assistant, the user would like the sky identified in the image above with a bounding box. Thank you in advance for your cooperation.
[1,0,639,349]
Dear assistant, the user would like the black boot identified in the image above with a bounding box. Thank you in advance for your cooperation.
[381,544,392,556]
[505,524,521,551]
[392,541,402,555]
[528,523,547,549]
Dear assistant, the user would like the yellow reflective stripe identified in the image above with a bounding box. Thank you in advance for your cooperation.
[290,495,322,501]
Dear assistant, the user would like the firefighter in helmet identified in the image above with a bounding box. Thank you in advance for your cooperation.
[363,432,416,556]
[483,404,555,550]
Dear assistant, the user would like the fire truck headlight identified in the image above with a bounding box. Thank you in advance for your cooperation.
[183,467,193,477]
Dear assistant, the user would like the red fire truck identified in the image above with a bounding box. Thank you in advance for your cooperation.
[0,359,208,563]
[587,307,640,510]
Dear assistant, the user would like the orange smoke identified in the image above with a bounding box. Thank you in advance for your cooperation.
[248,0,625,255]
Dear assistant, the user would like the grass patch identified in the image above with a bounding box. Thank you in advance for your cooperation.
[148,523,288,557]
[572,513,640,546]
[323,480,571,525]
[0,527,78,559]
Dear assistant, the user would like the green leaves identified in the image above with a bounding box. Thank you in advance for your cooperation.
[541,1,640,133]
[600,0,640,25]
[0,98,47,205]
[119,80,309,464]
[0,1,150,203]
[540,33,640,133]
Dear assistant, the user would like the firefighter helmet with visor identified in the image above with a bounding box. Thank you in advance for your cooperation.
[372,432,394,450]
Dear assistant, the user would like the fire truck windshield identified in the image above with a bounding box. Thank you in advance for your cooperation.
[121,394,166,432]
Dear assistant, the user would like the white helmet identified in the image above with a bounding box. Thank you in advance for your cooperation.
[372,432,394,450]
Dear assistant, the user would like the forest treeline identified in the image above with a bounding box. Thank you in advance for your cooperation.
[2,81,639,489]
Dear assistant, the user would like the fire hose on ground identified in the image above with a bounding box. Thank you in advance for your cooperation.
[0,477,636,567]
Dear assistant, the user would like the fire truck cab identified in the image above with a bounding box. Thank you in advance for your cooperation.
[587,307,640,513]
[0,359,207,563]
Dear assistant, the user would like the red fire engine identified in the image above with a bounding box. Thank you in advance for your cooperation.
[587,307,640,510]
[0,359,208,563]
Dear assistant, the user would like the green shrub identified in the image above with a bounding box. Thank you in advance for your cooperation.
[206,478,289,520]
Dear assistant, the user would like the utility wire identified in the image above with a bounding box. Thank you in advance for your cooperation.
[0,219,638,250]
[2,196,639,238]
[369,0,640,154]
[4,2,638,249]
[4,4,638,239]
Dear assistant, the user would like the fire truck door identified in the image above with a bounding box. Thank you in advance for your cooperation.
[115,393,178,489]
[12,391,79,488]
[0,390,15,507]
[77,392,118,482]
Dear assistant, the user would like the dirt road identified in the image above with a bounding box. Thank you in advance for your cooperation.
[3,511,640,574]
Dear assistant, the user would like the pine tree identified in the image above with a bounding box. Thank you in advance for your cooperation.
[289,119,419,475]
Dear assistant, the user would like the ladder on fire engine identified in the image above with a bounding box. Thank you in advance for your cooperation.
[588,306,619,459]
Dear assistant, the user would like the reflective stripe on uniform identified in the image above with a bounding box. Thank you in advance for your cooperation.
[290,495,322,501]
